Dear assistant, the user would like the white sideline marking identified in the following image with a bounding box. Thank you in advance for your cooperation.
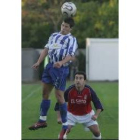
[22,87,41,103]
[22,85,34,94]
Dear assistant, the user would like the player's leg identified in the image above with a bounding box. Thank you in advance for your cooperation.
[88,124,101,139]
[58,111,76,139]
[83,110,101,139]
[55,89,67,129]
[55,103,74,139]
[54,67,69,129]
[29,83,53,130]
[52,67,69,139]
[39,83,53,122]
[57,111,62,124]
[84,110,95,131]
[54,102,62,124]
[29,63,54,130]
[58,125,73,139]
[55,90,68,139]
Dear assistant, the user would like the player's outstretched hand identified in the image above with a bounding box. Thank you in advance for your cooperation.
[91,115,98,121]
[32,62,40,70]
[53,61,63,68]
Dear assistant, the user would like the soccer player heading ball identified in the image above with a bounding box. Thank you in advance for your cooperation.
[29,17,78,137]
[55,71,103,139]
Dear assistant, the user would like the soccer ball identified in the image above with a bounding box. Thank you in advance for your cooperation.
[61,2,77,17]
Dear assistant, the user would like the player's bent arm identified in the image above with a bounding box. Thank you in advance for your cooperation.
[88,85,104,112]
[53,55,74,68]
[95,109,102,117]
[71,56,76,61]
[61,55,74,65]
[37,48,48,65]
[92,109,102,120]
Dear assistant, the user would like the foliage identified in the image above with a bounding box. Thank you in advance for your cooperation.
[22,0,65,48]
[22,0,118,48]
[73,0,118,48]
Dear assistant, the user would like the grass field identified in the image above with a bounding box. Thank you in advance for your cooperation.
[22,81,118,139]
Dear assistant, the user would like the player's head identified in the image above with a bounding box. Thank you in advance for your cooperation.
[60,18,75,35]
[74,71,86,90]
[64,18,75,28]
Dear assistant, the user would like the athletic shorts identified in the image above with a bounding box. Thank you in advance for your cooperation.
[67,110,98,127]
[42,63,69,91]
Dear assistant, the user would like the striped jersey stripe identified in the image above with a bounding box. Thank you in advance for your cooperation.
[45,32,78,66]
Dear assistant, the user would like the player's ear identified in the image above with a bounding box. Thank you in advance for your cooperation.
[84,80,86,84]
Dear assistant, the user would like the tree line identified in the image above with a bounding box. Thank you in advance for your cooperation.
[22,0,118,49]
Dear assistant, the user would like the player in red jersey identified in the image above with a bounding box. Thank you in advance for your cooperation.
[55,71,103,139]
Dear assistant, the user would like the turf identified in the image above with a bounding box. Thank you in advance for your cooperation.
[22,81,118,139]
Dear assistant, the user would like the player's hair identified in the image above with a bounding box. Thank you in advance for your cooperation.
[63,17,75,28]
[74,71,86,80]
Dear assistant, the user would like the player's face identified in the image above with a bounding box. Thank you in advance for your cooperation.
[74,74,85,89]
[60,22,72,35]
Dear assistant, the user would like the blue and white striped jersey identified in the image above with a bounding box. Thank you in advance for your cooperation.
[45,32,78,66]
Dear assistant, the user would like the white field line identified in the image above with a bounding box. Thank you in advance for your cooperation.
[22,86,41,103]
[22,85,35,95]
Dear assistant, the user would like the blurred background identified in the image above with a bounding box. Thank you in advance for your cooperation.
[22,0,118,82]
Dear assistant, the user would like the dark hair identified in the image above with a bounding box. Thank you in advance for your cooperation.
[63,17,75,28]
[74,71,86,80]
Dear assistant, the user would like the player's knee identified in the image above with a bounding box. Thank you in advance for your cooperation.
[57,98,65,104]
[93,132,101,139]
[93,134,101,139]
[56,94,65,104]
[42,90,49,99]
[93,130,100,137]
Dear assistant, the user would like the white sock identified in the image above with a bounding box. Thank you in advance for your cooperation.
[93,133,101,139]
[39,116,47,121]
[62,122,68,126]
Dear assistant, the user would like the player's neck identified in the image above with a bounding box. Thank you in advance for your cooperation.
[59,31,71,35]
[76,86,84,92]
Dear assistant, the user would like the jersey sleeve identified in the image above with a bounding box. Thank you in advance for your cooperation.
[64,89,69,102]
[64,85,75,102]
[89,87,104,111]
[44,33,56,48]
